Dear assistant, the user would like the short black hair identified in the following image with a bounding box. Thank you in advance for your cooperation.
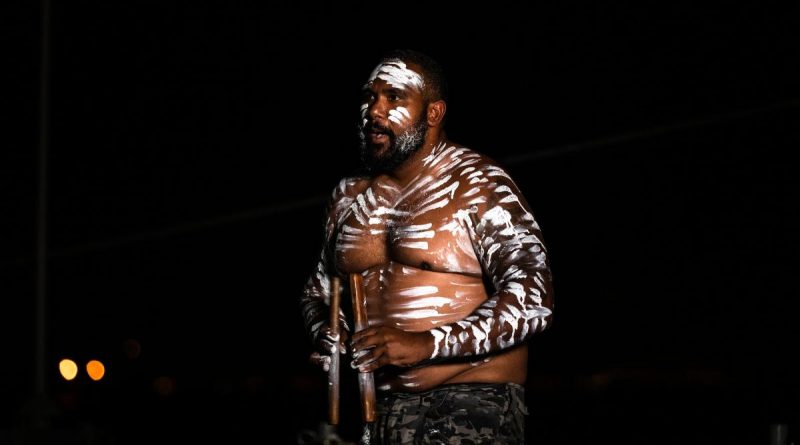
[380,49,449,103]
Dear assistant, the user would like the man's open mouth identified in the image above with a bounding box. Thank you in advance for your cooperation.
[365,125,391,143]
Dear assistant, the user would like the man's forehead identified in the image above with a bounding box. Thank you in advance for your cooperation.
[365,59,425,92]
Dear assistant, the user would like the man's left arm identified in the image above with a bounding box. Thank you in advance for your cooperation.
[426,164,553,359]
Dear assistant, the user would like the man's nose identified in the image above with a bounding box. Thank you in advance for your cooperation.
[368,97,388,121]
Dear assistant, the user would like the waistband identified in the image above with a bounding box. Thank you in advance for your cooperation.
[378,382,524,401]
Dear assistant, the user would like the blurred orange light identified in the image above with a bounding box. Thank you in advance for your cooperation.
[59,359,79,381]
[86,360,105,381]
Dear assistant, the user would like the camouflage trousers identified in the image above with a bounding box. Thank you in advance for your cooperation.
[368,382,528,444]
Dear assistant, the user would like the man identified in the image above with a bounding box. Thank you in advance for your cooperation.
[300,49,553,444]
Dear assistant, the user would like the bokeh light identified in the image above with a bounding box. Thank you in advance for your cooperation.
[59,359,79,381]
[86,359,106,381]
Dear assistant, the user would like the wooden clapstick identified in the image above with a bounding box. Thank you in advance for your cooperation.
[349,273,376,423]
[327,276,341,425]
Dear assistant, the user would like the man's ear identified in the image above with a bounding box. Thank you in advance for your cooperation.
[427,100,447,127]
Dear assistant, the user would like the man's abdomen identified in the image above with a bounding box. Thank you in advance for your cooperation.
[361,263,527,392]
[375,345,528,393]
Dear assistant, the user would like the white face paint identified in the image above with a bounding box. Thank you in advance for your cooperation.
[387,110,404,125]
[388,108,411,125]
[396,107,410,119]
[360,103,369,127]
[387,106,412,125]
[367,59,424,92]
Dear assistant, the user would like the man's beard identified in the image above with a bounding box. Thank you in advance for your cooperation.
[359,119,428,174]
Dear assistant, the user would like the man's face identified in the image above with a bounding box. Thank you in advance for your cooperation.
[359,59,428,173]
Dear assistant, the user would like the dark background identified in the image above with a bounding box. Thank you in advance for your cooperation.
[3,2,799,444]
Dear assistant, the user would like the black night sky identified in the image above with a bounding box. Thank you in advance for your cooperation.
[3,2,799,444]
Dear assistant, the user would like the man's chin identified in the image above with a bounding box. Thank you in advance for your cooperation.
[364,141,390,159]
[361,145,385,171]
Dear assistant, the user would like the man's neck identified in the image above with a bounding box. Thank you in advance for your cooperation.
[390,131,447,187]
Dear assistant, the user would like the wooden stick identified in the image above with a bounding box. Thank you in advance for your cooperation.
[349,273,376,423]
[328,276,341,425]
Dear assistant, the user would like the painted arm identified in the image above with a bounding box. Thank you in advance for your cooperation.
[300,181,353,355]
[300,244,340,347]
[427,164,554,359]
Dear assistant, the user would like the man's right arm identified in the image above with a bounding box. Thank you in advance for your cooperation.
[300,247,336,345]
[300,179,357,347]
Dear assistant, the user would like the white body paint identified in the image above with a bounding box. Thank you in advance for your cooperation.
[301,142,553,393]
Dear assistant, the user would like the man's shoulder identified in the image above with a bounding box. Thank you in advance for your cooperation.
[327,176,371,205]
[430,143,514,184]
[429,143,505,172]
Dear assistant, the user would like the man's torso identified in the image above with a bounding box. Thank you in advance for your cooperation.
[331,145,527,392]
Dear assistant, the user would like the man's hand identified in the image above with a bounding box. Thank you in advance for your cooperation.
[308,324,349,372]
[349,326,433,373]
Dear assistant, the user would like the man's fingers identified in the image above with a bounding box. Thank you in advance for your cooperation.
[320,337,347,355]
[350,327,376,344]
[322,331,340,344]
[309,352,331,371]
[320,338,337,354]
[350,345,385,371]
[309,352,330,364]
[323,324,350,339]
[351,329,383,352]
[355,354,386,373]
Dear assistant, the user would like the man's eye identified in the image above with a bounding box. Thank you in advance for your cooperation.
[389,94,400,101]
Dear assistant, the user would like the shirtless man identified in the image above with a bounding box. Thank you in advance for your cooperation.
[301,49,553,444]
